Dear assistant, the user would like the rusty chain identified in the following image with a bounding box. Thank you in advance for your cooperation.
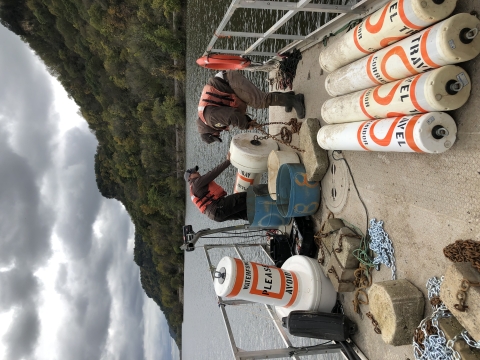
[454,278,480,312]
[328,266,352,284]
[251,118,305,152]
[443,239,480,272]
[352,263,372,315]
[366,312,382,334]
[335,233,362,253]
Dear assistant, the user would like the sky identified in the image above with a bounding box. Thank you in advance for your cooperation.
[0,24,180,360]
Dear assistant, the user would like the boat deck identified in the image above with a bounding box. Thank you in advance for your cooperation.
[268,2,480,359]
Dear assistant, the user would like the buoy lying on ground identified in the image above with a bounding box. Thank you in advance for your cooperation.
[196,54,251,70]
[213,256,336,317]
[319,0,457,73]
[321,65,471,124]
[326,13,480,97]
[317,112,457,153]
[229,133,278,192]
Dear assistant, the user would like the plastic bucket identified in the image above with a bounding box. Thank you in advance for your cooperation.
[267,150,300,200]
[276,164,320,218]
[247,184,290,228]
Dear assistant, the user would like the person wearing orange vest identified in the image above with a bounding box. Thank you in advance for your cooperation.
[197,70,305,144]
[185,152,248,222]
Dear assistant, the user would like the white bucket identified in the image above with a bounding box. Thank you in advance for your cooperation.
[267,150,300,200]
[326,13,480,97]
[229,133,279,173]
[317,112,457,153]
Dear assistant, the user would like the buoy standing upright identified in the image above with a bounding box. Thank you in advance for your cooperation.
[326,13,480,97]
[317,112,457,153]
[229,133,278,193]
[319,0,457,73]
[214,256,336,316]
[321,65,471,124]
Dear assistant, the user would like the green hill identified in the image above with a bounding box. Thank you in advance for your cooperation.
[1,0,186,347]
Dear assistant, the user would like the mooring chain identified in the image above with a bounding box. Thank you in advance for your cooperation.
[335,233,362,254]
[352,264,372,315]
[368,218,396,280]
[315,236,326,265]
[366,312,382,334]
[443,239,480,272]
[454,278,480,312]
[328,266,352,284]
[251,118,305,152]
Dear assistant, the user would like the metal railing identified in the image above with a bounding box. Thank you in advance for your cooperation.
[203,0,390,59]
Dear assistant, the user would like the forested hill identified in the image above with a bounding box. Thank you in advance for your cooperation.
[0,0,186,347]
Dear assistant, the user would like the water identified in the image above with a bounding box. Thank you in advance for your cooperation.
[183,1,349,359]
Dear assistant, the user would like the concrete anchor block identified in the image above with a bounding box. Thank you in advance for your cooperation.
[332,227,361,269]
[321,218,345,252]
[299,118,329,182]
[369,280,425,346]
[438,317,480,360]
[440,262,480,342]
[326,253,355,292]
[317,245,332,278]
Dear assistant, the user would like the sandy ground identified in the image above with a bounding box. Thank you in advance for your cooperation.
[268,1,480,359]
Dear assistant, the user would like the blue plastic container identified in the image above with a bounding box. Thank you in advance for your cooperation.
[276,163,320,217]
[247,184,291,228]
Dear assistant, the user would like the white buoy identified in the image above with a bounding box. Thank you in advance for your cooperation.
[214,256,336,315]
[326,13,480,97]
[317,112,457,153]
[233,170,261,193]
[319,0,457,73]
[267,150,300,200]
[229,133,278,192]
[321,65,471,124]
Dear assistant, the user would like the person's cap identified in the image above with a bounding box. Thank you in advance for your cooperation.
[200,133,222,144]
[184,166,199,182]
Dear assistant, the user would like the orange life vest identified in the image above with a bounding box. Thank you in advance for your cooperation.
[190,181,227,214]
[198,85,246,126]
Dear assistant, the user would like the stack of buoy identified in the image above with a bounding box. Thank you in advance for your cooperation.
[317,0,480,153]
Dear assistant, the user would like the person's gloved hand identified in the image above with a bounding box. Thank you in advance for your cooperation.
[246,115,257,129]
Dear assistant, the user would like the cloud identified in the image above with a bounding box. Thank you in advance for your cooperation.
[54,127,102,259]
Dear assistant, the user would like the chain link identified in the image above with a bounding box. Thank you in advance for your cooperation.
[368,219,396,280]
[251,118,305,152]
[366,312,381,334]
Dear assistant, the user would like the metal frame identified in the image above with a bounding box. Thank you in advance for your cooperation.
[204,0,390,59]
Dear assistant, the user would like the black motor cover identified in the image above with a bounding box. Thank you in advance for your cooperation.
[283,311,357,341]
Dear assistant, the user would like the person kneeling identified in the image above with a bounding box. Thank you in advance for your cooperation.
[185,153,248,222]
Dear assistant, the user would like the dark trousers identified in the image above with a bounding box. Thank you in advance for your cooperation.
[209,192,248,222]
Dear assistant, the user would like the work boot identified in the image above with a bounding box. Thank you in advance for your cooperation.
[271,91,295,112]
[267,92,305,119]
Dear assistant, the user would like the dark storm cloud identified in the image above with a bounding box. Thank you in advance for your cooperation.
[0,25,58,175]
[55,127,102,258]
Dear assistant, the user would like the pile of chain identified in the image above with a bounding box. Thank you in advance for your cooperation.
[413,276,458,360]
[251,118,304,152]
[272,49,302,91]
[368,219,396,280]
[443,239,480,272]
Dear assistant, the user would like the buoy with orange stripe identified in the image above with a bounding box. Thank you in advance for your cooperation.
[321,65,471,124]
[233,170,261,193]
[229,133,278,193]
[317,112,457,153]
[326,13,480,97]
[196,54,251,70]
[213,256,336,316]
[319,0,457,73]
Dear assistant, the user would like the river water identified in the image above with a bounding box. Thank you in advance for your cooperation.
[182,1,350,359]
